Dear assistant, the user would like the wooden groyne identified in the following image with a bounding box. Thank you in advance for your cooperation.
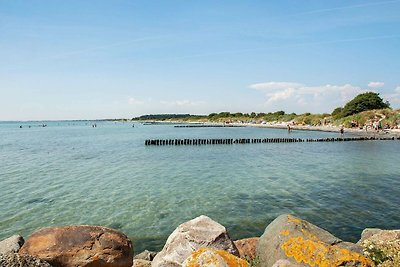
[145,136,400,146]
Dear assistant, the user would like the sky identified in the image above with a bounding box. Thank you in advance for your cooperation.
[1,0,400,120]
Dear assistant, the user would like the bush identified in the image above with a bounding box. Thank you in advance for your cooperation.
[341,92,390,117]
[332,107,343,118]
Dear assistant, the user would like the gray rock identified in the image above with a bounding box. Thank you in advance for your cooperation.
[358,228,384,244]
[358,228,400,266]
[152,215,239,267]
[134,250,157,261]
[0,252,53,267]
[0,235,24,254]
[256,214,373,267]
[271,259,303,267]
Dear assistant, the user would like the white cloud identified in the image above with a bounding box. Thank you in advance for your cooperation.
[249,82,303,90]
[383,86,400,105]
[368,81,385,88]
[267,88,296,102]
[160,100,205,107]
[249,81,366,113]
[128,97,144,105]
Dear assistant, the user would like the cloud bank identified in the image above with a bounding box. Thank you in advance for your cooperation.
[249,81,367,113]
[368,81,385,88]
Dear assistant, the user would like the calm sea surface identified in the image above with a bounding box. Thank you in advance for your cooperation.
[0,121,399,252]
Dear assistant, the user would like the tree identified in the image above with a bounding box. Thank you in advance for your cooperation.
[331,107,343,118]
[341,92,390,117]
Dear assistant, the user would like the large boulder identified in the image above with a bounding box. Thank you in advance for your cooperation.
[19,225,133,267]
[0,235,24,254]
[182,248,248,267]
[256,214,373,267]
[152,215,239,267]
[358,228,400,267]
[234,237,259,261]
[0,252,53,267]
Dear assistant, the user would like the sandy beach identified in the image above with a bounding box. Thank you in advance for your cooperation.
[148,120,400,138]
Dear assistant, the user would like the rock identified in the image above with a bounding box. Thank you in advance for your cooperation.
[133,259,152,267]
[19,225,133,267]
[152,215,239,267]
[271,259,303,267]
[358,228,384,244]
[182,248,248,267]
[134,250,157,261]
[256,214,373,267]
[234,237,259,261]
[358,228,400,267]
[0,252,53,267]
[0,235,24,254]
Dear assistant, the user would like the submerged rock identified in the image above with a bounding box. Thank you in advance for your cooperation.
[19,225,133,267]
[152,215,239,267]
[0,252,53,267]
[234,237,259,261]
[182,248,248,267]
[256,214,373,267]
[0,235,24,254]
[358,228,400,267]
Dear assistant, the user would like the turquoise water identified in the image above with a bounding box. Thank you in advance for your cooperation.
[1,121,399,252]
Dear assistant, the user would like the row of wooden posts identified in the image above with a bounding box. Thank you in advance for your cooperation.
[144,136,399,146]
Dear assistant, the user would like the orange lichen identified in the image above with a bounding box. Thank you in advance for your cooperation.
[281,236,373,267]
[287,215,302,225]
[280,230,290,236]
[184,247,249,267]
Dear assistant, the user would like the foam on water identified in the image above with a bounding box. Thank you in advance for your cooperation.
[0,121,399,252]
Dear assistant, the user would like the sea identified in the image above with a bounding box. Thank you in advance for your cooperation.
[0,120,399,252]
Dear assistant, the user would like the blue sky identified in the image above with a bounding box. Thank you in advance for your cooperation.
[1,0,400,120]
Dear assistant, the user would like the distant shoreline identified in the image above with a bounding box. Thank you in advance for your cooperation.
[138,119,400,137]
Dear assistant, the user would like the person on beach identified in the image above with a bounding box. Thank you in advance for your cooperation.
[287,124,291,133]
[340,126,344,135]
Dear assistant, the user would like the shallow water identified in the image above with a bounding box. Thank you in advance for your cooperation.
[0,121,399,252]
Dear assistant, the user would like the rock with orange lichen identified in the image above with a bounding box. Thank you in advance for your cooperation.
[182,248,248,267]
[256,214,373,267]
[152,215,239,267]
[234,237,259,261]
[19,225,133,267]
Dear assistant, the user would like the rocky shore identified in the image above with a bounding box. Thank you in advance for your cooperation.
[0,214,398,267]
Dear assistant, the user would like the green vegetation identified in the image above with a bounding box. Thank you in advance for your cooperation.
[133,114,207,121]
[130,93,400,129]
[333,92,390,118]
